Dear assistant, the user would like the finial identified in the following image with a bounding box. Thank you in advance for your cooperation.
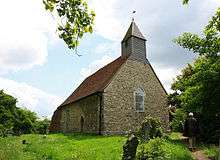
[132,11,136,22]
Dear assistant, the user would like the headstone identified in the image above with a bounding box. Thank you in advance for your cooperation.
[122,134,139,160]
[22,140,26,144]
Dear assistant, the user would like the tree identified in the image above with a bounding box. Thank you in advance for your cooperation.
[43,0,95,52]
[0,90,17,136]
[170,7,220,143]
[0,90,49,136]
[182,0,189,5]
[174,8,220,58]
[35,118,50,134]
[13,108,38,135]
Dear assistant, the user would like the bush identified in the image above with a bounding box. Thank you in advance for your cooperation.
[137,116,163,142]
[35,119,50,134]
[171,109,187,132]
[0,90,50,137]
[136,138,170,160]
[136,136,194,160]
[198,116,220,144]
[12,108,38,135]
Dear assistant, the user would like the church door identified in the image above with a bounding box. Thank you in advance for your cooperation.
[80,116,84,132]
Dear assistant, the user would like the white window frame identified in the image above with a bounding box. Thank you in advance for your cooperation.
[134,88,145,112]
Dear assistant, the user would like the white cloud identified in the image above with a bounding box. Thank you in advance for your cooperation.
[0,0,56,75]
[89,0,125,41]
[0,77,63,118]
[90,0,219,41]
[88,0,219,92]
[80,55,114,78]
[152,65,181,93]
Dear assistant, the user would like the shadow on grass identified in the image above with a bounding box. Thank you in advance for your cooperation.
[65,133,103,141]
[50,132,123,141]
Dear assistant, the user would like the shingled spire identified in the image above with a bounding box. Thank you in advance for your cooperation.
[121,21,148,63]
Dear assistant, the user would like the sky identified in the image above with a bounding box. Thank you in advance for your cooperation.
[0,0,219,118]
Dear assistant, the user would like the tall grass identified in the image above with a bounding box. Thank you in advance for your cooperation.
[0,133,126,160]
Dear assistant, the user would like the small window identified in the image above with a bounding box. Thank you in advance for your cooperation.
[134,88,145,112]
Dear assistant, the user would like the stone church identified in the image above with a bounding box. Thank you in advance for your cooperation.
[49,21,169,135]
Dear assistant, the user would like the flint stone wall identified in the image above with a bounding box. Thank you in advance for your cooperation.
[60,95,100,133]
[102,59,169,135]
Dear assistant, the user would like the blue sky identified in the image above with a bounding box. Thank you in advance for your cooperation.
[0,0,219,118]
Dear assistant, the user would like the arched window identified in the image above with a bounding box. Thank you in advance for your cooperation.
[134,88,145,112]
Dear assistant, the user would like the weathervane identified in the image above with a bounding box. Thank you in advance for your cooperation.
[132,10,136,22]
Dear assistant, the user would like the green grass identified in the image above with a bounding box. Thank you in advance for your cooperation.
[2,132,217,160]
[165,132,194,160]
[0,133,126,160]
[169,132,220,160]
[198,144,219,160]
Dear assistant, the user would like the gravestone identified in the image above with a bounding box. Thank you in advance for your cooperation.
[122,134,139,160]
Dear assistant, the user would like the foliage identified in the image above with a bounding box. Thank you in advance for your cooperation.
[172,45,220,117]
[137,116,163,142]
[136,138,169,160]
[168,91,182,108]
[174,8,220,58]
[0,90,18,136]
[198,144,219,160]
[171,5,220,143]
[182,0,189,5]
[43,0,95,51]
[0,90,50,137]
[165,132,194,160]
[170,109,186,132]
[136,134,194,160]
[170,56,220,142]
[0,133,126,160]
[35,119,50,134]
[13,108,37,135]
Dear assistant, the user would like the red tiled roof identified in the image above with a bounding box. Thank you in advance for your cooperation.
[59,57,126,107]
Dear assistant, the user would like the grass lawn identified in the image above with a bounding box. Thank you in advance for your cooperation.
[0,132,218,160]
[163,133,194,159]
[0,133,126,160]
[169,133,219,160]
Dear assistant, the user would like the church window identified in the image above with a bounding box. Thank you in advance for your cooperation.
[134,88,145,112]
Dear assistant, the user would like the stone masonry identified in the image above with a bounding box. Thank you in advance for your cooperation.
[49,21,169,134]
[60,95,100,133]
[102,59,168,134]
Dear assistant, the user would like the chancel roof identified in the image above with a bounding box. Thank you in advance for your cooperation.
[59,57,126,107]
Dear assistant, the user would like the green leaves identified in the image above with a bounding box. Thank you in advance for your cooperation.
[0,90,50,136]
[182,0,189,5]
[43,0,95,52]
[174,7,220,58]
[170,56,220,142]
[174,0,220,144]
